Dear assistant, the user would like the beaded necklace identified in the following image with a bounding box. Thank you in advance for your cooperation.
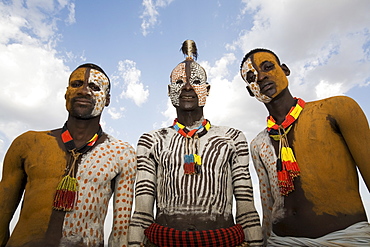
[267,98,305,196]
[173,118,211,175]
[53,122,102,211]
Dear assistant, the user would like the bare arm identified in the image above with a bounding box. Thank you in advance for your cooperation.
[108,142,137,247]
[333,96,370,190]
[231,129,263,246]
[0,133,28,246]
[128,133,156,246]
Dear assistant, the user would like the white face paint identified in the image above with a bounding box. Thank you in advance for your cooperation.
[169,61,208,107]
[89,69,110,117]
[66,67,110,118]
[241,57,272,103]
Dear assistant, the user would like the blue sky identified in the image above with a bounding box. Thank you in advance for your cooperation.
[1,0,369,242]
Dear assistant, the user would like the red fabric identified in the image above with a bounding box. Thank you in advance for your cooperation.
[61,129,73,143]
[144,223,245,247]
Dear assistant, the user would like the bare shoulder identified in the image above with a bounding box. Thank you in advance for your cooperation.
[305,96,363,117]
[105,134,135,153]
[211,125,244,136]
[13,129,54,143]
[307,96,359,108]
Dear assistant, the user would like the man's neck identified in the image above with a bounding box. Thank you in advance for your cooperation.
[176,108,204,127]
[65,116,101,147]
[265,89,296,125]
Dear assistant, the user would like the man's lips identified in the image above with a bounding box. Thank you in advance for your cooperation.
[260,81,274,92]
[180,94,197,100]
[73,97,93,105]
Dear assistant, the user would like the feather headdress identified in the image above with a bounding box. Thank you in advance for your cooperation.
[181,40,198,61]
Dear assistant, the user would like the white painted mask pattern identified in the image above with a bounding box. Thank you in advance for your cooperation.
[89,69,110,117]
[169,61,208,107]
[241,57,272,103]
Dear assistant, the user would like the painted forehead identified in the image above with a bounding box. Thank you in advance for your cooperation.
[170,63,186,83]
[69,67,87,82]
[241,52,279,81]
[69,67,110,93]
[189,62,206,83]
[251,52,279,69]
[170,61,206,84]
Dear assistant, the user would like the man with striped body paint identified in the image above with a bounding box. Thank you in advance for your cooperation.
[0,64,136,247]
[240,48,370,246]
[128,40,263,247]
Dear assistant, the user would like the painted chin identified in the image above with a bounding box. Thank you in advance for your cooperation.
[70,107,94,119]
[67,98,97,118]
[256,95,272,103]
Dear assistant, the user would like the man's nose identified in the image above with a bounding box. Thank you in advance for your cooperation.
[182,80,193,90]
[257,71,266,83]
[78,83,92,95]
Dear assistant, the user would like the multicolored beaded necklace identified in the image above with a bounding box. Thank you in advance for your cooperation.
[53,122,102,211]
[173,118,211,175]
[267,98,305,196]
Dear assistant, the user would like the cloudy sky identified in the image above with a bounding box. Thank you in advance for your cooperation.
[1,0,369,242]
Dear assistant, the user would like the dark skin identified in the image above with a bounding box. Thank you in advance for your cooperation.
[246,52,368,238]
[64,66,110,147]
[175,80,205,126]
[43,67,111,246]
[0,66,112,247]
[269,94,367,238]
[159,65,233,231]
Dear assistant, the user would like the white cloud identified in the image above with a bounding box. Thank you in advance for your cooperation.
[107,107,125,120]
[315,80,343,99]
[66,2,76,25]
[115,60,149,106]
[161,0,370,144]
[0,0,74,170]
[201,53,236,80]
[140,0,174,36]
[235,0,370,102]
[160,99,176,128]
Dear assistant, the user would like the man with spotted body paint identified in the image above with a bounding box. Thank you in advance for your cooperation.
[240,48,370,246]
[128,40,263,247]
[0,63,136,247]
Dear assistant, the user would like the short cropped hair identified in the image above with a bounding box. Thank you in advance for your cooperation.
[240,48,281,70]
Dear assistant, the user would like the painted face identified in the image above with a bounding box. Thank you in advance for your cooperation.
[241,52,288,103]
[65,67,110,118]
[169,61,208,107]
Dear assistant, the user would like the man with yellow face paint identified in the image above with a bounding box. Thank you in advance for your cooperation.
[0,64,136,247]
[240,48,370,246]
[128,40,263,247]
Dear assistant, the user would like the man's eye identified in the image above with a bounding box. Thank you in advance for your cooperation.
[176,80,183,85]
[264,63,275,71]
[71,81,83,88]
[192,80,201,85]
[89,83,101,91]
[247,72,256,83]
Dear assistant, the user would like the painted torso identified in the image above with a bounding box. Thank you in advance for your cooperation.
[251,96,369,239]
[129,125,263,246]
[0,130,136,247]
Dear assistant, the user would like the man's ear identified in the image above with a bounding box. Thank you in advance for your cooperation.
[105,93,111,107]
[206,83,211,96]
[246,86,255,97]
[281,64,290,76]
